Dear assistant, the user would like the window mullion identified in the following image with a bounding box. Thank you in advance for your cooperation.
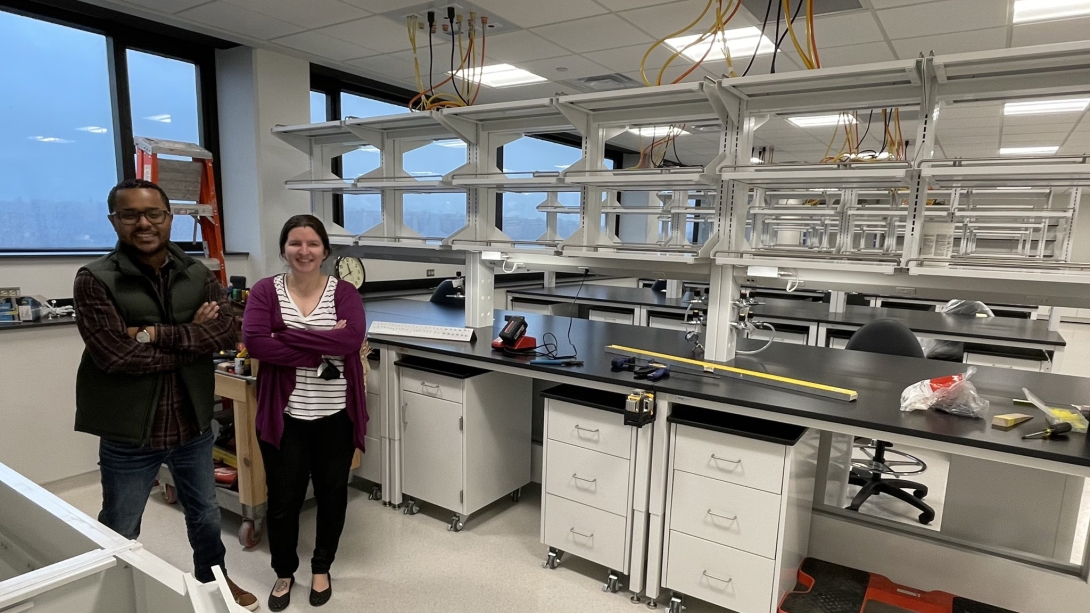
[106,36,135,181]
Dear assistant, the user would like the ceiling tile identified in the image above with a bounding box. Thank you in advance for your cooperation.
[316,16,415,53]
[1000,133,1068,145]
[878,0,1009,40]
[1013,16,1090,47]
[890,27,1007,60]
[346,53,420,80]
[583,43,677,77]
[467,0,607,28]
[520,54,612,80]
[596,0,683,9]
[1003,122,1078,135]
[1005,114,1086,127]
[337,0,413,13]
[273,30,377,61]
[178,2,303,39]
[477,31,571,64]
[812,11,886,49]
[814,42,895,67]
[618,0,757,38]
[937,103,1001,119]
[120,0,210,13]
[869,0,945,7]
[532,14,653,53]
[223,0,364,29]
[941,135,999,146]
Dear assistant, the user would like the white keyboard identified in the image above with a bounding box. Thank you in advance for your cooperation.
[367,321,476,342]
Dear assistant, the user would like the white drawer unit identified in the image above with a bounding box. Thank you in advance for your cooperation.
[964,351,1048,372]
[547,398,632,459]
[355,350,385,502]
[672,424,787,495]
[660,404,819,613]
[545,440,632,517]
[540,385,654,596]
[749,327,808,345]
[648,315,692,331]
[542,494,628,571]
[588,308,635,325]
[397,358,532,532]
[509,299,559,315]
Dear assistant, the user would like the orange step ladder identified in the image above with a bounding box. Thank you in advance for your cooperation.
[134,136,227,284]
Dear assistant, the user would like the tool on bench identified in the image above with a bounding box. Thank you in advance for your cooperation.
[491,315,538,351]
[1022,422,1072,440]
[530,358,583,366]
[634,364,670,382]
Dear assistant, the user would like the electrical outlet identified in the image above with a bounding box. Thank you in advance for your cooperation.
[895,287,917,295]
[426,269,435,277]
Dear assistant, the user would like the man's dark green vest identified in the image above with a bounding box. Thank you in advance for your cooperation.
[75,242,216,445]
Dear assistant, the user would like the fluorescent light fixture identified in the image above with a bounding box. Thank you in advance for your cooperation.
[999,146,1059,155]
[1013,0,1090,23]
[450,63,546,88]
[145,114,172,123]
[996,186,1034,190]
[750,157,764,164]
[787,113,858,128]
[626,126,690,137]
[665,27,775,61]
[1004,98,1090,115]
[28,136,73,143]
[77,126,107,134]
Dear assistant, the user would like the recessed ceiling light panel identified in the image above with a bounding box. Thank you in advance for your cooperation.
[1013,0,1090,23]
[1004,98,1090,115]
[999,146,1059,155]
[665,27,775,61]
[451,63,546,88]
[787,113,858,128]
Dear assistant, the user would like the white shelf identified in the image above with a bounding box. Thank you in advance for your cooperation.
[723,164,910,189]
[353,177,462,193]
[922,159,1090,188]
[449,172,567,190]
[715,254,899,275]
[565,168,717,190]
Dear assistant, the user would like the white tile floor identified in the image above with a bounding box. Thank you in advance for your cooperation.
[50,477,724,612]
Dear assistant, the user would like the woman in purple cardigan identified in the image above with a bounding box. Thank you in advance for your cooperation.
[242,215,367,611]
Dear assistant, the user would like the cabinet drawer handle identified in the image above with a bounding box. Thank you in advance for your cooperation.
[710,454,741,465]
[572,473,598,484]
[706,509,737,522]
[569,527,594,539]
[420,382,441,396]
[702,570,732,585]
[574,425,600,435]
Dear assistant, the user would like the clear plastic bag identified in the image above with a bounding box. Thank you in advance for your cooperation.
[924,300,995,361]
[900,366,990,419]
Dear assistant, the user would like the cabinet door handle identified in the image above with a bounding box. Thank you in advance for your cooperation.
[569,527,594,539]
[401,401,408,426]
[702,570,732,585]
[706,509,737,522]
[710,454,741,465]
[420,382,441,396]
[574,425,600,435]
[572,473,597,484]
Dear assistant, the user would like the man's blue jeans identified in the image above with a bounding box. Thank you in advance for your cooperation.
[98,429,227,583]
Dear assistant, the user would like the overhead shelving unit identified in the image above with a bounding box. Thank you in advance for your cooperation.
[277,42,1090,344]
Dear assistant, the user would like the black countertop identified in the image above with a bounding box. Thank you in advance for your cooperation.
[0,317,78,332]
[509,285,697,310]
[365,305,1090,470]
[751,299,1064,347]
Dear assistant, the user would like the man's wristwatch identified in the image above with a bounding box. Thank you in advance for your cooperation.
[136,326,152,344]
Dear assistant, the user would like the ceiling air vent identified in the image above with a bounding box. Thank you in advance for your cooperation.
[564,73,643,93]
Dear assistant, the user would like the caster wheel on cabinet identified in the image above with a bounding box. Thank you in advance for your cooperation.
[448,516,464,532]
[368,486,382,501]
[666,595,683,613]
[603,571,621,593]
[238,519,263,549]
[510,488,521,503]
[403,500,420,515]
[161,484,177,505]
[542,548,563,569]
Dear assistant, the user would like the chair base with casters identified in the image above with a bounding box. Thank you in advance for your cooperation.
[847,439,936,525]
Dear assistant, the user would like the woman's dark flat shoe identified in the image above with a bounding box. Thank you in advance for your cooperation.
[268,575,295,612]
[310,574,332,607]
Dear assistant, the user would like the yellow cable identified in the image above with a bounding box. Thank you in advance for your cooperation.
[820,114,842,162]
[656,14,718,85]
[640,0,715,86]
[807,0,820,69]
[783,0,814,69]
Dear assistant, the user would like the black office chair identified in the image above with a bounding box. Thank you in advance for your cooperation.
[844,320,936,525]
[429,277,465,308]
[650,279,667,293]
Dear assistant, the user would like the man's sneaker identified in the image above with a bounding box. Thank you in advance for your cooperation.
[226,575,260,611]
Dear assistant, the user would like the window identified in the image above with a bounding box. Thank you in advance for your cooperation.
[338,93,408,234]
[0,6,222,252]
[127,50,202,244]
[341,92,404,119]
[310,91,328,124]
[500,137,615,242]
[0,11,118,249]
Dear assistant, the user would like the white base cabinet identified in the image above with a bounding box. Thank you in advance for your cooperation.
[660,405,819,613]
[397,357,532,531]
[540,386,654,596]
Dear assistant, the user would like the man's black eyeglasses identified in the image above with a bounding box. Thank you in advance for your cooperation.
[111,209,172,225]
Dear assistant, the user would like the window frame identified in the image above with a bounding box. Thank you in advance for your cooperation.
[309,64,629,235]
[0,0,232,254]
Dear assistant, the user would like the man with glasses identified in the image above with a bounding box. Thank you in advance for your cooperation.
[73,178,258,610]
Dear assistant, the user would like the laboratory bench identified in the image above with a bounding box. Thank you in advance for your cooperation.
[361,300,1090,612]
